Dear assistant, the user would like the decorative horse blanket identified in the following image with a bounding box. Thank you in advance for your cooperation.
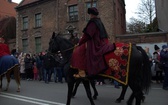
[0,55,19,76]
[101,43,131,85]
[70,42,131,85]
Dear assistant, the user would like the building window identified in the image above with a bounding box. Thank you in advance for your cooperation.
[85,2,97,21]
[35,37,42,53]
[22,39,28,53]
[23,16,28,30]
[86,2,97,8]
[35,13,42,27]
[69,5,78,21]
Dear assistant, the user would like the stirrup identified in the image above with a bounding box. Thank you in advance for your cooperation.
[73,70,86,78]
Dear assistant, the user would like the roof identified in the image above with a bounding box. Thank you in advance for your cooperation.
[16,0,57,11]
[0,0,18,17]
[16,0,78,9]
[17,0,39,7]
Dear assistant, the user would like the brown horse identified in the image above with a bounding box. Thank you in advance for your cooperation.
[0,55,21,92]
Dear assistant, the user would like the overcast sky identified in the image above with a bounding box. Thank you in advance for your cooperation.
[12,0,140,22]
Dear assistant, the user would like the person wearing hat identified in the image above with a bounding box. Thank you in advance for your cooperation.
[160,45,168,90]
[153,44,163,84]
[71,7,116,78]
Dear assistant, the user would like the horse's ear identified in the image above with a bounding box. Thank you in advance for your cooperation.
[55,32,61,37]
[52,32,55,39]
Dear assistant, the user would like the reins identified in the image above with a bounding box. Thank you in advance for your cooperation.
[61,46,75,53]
[49,45,75,56]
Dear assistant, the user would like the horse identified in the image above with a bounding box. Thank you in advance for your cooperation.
[0,55,20,92]
[71,77,98,100]
[48,32,151,105]
[71,74,145,103]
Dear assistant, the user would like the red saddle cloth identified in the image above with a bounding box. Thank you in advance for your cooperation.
[102,43,131,85]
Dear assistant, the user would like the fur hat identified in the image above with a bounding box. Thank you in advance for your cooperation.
[154,45,160,50]
[88,7,99,16]
[162,45,168,49]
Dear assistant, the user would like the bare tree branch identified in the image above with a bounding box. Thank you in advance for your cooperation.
[136,0,155,24]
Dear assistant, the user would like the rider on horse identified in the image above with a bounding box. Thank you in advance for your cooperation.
[71,7,116,78]
[0,37,19,77]
[0,37,10,57]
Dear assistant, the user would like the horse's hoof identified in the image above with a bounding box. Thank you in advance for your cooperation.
[115,98,124,103]
[71,95,75,98]
[72,92,76,97]
[91,103,95,105]
[115,99,121,103]
[127,101,132,105]
[141,96,145,103]
[17,90,20,92]
[93,96,97,100]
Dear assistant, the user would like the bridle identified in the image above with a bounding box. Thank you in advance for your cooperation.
[61,46,75,53]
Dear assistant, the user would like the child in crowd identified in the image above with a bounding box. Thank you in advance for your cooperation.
[33,62,38,80]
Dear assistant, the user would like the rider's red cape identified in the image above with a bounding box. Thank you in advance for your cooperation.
[0,43,10,57]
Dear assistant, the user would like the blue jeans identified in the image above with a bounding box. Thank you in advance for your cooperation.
[53,67,63,82]
[114,80,120,86]
[43,68,52,83]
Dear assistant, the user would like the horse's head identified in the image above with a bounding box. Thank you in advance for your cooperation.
[48,32,74,54]
[48,32,60,54]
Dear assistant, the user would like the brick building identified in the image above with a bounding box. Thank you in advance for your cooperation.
[0,0,18,19]
[15,0,126,54]
[0,0,18,51]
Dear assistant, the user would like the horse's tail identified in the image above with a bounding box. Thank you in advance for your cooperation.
[136,46,151,93]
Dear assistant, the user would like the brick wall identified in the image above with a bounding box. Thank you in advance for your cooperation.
[15,0,126,53]
[116,32,168,44]
[16,0,57,53]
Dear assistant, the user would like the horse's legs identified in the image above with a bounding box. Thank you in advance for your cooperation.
[66,81,75,105]
[5,70,11,91]
[127,83,144,105]
[90,79,98,100]
[115,84,128,103]
[72,79,81,97]
[127,92,135,105]
[0,76,2,92]
[134,90,144,105]
[13,65,21,92]
[82,80,95,105]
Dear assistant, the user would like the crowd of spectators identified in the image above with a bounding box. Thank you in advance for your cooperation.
[13,51,66,84]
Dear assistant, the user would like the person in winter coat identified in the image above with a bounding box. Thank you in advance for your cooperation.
[43,53,54,83]
[24,53,33,80]
[153,45,163,83]
[160,45,168,90]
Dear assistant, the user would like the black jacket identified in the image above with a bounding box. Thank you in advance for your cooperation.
[24,57,33,69]
[43,54,55,69]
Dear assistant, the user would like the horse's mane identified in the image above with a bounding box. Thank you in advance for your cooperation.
[56,35,74,51]
[52,34,74,63]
